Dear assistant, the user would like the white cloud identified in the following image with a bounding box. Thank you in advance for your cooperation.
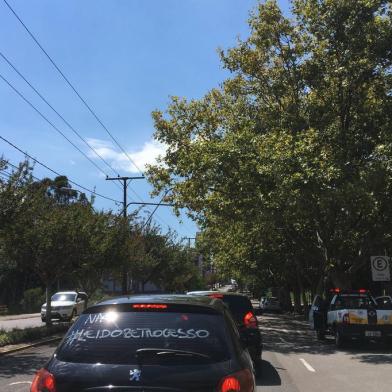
[86,138,166,173]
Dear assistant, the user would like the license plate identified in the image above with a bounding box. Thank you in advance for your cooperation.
[365,331,381,337]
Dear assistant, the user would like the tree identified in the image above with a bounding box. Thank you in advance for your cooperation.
[0,160,41,307]
[0,168,101,323]
[147,0,392,294]
[134,226,203,293]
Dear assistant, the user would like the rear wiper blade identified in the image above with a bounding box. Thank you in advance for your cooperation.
[135,348,211,361]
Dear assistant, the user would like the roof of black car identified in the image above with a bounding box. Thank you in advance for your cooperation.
[187,291,249,298]
[94,294,226,311]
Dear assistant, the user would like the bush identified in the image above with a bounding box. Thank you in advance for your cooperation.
[0,324,69,347]
[19,287,45,313]
[88,289,113,306]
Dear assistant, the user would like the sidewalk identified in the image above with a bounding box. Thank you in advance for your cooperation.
[0,313,40,322]
[0,335,62,356]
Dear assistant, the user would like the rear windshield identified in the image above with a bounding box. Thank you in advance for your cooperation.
[222,296,252,314]
[56,310,232,364]
[51,293,76,302]
[334,295,376,309]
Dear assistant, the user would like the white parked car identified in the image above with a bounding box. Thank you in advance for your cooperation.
[41,291,88,322]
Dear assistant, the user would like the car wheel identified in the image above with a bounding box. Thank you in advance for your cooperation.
[254,357,262,376]
[383,338,392,348]
[335,330,345,348]
[67,309,76,322]
[316,330,326,340]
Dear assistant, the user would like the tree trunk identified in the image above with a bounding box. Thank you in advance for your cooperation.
[296,267,306,304]
[301,291,308,307]
[330,268,352,290]
[45,284,52,327]
[315,274,325,296]
[121,268,128,295]
[279,286,292,312]
[293,286,301,313]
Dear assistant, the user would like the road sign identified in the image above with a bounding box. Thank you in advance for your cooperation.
[371,256,391,281]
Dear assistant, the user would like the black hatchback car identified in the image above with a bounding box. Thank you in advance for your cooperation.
[31,295,255,392]
[187,292,262,368]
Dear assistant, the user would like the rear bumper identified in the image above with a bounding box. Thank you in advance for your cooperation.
[41,310,72,319]
[260,306,282,312]
[338,324,392,339]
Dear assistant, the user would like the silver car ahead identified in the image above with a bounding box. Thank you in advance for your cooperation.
[259,296,282,313]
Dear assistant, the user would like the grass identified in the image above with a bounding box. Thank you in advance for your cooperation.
[0,324,69,347]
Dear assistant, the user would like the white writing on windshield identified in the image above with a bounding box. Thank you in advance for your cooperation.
[65,328,211,345]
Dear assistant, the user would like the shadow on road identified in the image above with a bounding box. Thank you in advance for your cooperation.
[256,359,282,386]
[0,342,57,379]
[355,353,392,364]
[260,313,336,356]
[260,313,392,361]
[345,341,392,364]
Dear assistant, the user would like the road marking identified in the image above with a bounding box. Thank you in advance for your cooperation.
[8,381,32,385]
[299,358,316,372]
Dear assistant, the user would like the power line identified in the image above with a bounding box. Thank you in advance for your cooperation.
[0,171,11,179]
[6,160,43,182]
[2,0,186,233]
[2,0,144,174]
[9,159,172,232]
[3,161,186,235]
[3,170,13,177]
[0,51,121,180]
[2,0,147,202]
[0,135,121,203]
[0,72,120,185]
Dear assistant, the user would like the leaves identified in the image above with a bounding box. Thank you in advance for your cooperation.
[147,0,392,291]
[0,160,203,305]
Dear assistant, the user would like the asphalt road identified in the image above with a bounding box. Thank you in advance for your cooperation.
[259,313,392,392]
[1,313,392,391]
[0,316,44,332]
[0,342,57,392]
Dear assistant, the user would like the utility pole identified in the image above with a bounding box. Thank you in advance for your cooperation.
[106,176,145,218]
[106,175,144,294]
[184,237,196,248]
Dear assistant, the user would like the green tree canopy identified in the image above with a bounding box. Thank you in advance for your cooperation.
[147,0,392,294]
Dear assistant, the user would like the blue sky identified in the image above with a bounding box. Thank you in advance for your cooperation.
[0,0,290,240]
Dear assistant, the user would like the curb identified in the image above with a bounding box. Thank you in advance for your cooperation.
[0,313,40,322]
[0,335,63,356]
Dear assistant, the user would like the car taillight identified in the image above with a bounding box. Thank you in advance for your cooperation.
[31,368,56,392]
[342,313,350,324]
[208,293,224,299]
[218,369,254,392]
[243,311,258,328]
[132,304,168,309]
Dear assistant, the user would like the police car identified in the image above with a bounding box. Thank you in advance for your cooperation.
[309,289,392,347]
